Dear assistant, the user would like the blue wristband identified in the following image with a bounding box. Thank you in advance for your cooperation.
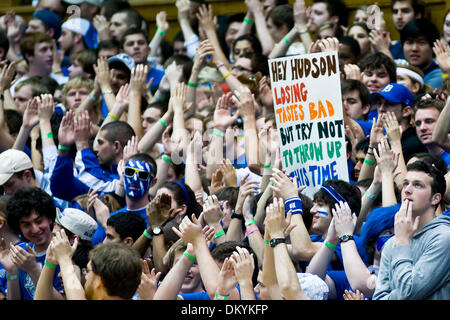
[285,197,303,215]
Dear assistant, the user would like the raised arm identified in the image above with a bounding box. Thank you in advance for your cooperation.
[245,0,274,55]
[94,57,115,112]
[149,11,169,58]
[384,111,406,188]
[431,95,450,151]
[373,137,399,207]
[128,64,149,140]
[265,197,308,300]
[13,97,39,151]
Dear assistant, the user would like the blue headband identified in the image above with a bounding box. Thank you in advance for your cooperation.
[172,181,189,206]
[320,185,347,204]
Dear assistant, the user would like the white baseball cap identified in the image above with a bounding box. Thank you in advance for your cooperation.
[56,208,98,241]
[0,149,33,186]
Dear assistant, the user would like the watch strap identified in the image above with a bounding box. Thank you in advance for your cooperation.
[269,238,286,247]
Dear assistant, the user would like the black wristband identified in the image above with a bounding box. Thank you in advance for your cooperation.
[231,210,244,220]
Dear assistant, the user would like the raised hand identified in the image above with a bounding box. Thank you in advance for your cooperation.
[37,93,54,121]
[22,97,39,130]
[9,243,39,275]
[114,83,130,114]
[202,195,224,226]
[0,238,18,274]
[231,85,254,120]
[230,246,255,286]
[384,111,402,143]
[123,136,139,164]
[264,197,293,240]
[137,260,162,300]
[93,57,111,92]
[58,110,76,149]
[270,168,303,200]
[373,137,399,176]
[220,159,237,187]
[87,189,110,228]
[432,39,450,74]
[51,229,79,263]
[130,64,149,95]
[147,193,176,229]
[74,110,92,150]
[172,214,204,245]
[0,60,18,93]
[332,201,357,239]
[214,91,239,131]
[156,11,169,34]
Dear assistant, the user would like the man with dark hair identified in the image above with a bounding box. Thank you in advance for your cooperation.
[104,211,147,246]
[109,9,143,42]
[414,99,450,166]
[371,83,427,162]
[26,9,62,40]
[120,28,165,88]
[390,0,425,59]
[400,18,443,89]
[307,0,349,34]
[97,39,120,60]
[0,187,63,300]
[360,52,397,120]
[373,160,450,299]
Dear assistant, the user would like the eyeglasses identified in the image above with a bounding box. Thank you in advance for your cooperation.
[124,167,152,181]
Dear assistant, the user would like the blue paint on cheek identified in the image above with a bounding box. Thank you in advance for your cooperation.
[318,210,329,217]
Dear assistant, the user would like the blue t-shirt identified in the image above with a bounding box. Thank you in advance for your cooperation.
[17,242,63,300]
[0,240,26,296]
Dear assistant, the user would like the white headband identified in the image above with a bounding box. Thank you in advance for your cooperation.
[397,67,424,88]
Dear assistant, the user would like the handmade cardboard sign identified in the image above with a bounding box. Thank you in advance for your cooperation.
[269,51,348,198]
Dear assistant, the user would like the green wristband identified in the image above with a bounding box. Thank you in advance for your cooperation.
[162,155,172,163]
[158,118,167,127]
[325,241,337,250]
[365,189,377,201]
[143,229,153,240]
[265,240,270,246]
[41,132,54,140]
[213,229,225,239]
[212,129,224,137]
[59,144,70,151]
[243,17,254,25]
[283,36,291,44]
[263,164,273,168]
[156,29,165,36]
[45,260,58,268]
[364,159,376,166]
[245,220,256,227]
[6,274,18,280]
[183,250,197,263]
[187,81,198,87]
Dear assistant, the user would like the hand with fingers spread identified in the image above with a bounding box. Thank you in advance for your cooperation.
[230,246,255,288]
[270,168,302,200]
[93,14,111,40]
[0,60,18,93]
[196,4,216,33]
[373,137,399,177]
[213,92,239,132]
[258,76,273,109]
[202,195,224,227]
[172,214,204,246]
[318,37,340,52]
[137,260,162,300]
[231,86,254,120]
[332,201,357,239]
[93,57,112,92]
[216,257,238,298]
[394,198,419,246]
[50,229,79,263]
[432,39,450,74]
[9,243,40,275]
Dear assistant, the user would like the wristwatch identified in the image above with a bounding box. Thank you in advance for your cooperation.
[338,235,354,243]
[151,226,162,236]
[269,238,286,248]
[231,210,244,220]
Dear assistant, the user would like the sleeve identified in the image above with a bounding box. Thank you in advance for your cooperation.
[75,148,120,194]
[184,34,200,59]
[388,233,450,299]
[42,145,59,174]
[50,154,90,201]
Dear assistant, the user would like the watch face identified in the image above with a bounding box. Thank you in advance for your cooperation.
[341,235,349,242]
[152,226,162,235]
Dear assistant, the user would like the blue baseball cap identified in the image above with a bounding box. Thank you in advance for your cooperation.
[371,83,414,107]
[61,18,98,49]
[32,9,62,40]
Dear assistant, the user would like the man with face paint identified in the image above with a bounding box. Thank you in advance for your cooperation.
[91,153,157,246]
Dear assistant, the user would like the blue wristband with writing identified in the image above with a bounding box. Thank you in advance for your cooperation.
[285,197,303,215]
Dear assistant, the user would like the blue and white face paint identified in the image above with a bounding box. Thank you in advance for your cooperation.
[124,159,153,199]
